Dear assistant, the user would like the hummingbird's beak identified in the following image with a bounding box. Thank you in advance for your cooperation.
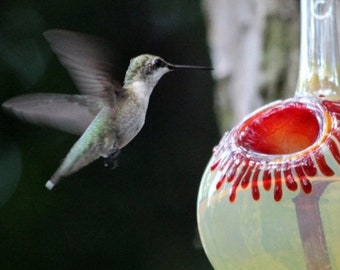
[167,63,213,71]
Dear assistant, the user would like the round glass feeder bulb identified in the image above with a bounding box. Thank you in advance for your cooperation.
[197,97,340,269]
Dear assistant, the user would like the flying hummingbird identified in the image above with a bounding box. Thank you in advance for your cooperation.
[2,29,212,190]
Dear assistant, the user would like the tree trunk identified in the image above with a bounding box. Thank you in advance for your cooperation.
[202,0,300,133]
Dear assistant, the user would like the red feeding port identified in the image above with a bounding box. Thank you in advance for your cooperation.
[210,99,340,202]
[238,103,320,155]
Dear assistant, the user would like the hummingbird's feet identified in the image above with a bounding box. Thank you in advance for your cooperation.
[103,148,121,169]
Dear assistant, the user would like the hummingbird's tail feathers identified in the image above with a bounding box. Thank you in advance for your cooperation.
[45,180,55,190]
[43,106,112,189]
[2,93,107,135]
[45,171,63,190]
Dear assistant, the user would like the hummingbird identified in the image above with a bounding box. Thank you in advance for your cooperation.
[2,29,212,190]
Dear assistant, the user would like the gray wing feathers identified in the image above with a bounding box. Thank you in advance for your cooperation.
[2,93,106,135]
[43,29,119,94]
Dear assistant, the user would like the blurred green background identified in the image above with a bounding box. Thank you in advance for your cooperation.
[0,0,218,269]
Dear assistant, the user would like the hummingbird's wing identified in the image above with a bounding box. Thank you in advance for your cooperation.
[2,93,109,135]
[43,29,121,95]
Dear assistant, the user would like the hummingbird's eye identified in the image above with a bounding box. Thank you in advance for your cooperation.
[153,58,166,69]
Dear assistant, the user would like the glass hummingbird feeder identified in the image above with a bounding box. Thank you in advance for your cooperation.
[197,0,340,269]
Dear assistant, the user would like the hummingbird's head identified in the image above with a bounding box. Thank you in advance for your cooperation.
[123,54,170,89]
[123,54,212,91]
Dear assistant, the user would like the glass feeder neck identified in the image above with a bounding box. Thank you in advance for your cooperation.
[296,0,340,99]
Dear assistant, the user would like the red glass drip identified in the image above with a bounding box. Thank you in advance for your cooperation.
[241,166,252,189]
[299,176,313,194]
[210,159,220,171]
[262,170,272,191]
[229,184,237,202]
[216,174,226,190]
[274,169,283,201]
[328,138,340,165]
[251,166,260,200]
[315,152,334,176]
[284,173,298,191]
[302,155,317,176]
